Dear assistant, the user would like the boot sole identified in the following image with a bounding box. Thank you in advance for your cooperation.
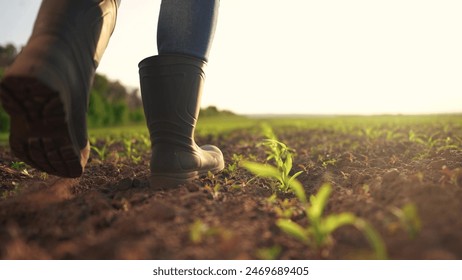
[0,76,87,178]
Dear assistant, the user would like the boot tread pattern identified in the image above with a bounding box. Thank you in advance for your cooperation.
[0,76,83,178]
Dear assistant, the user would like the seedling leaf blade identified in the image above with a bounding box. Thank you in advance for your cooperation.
[391,202,421,239]
[354,218,388,260]
[402,203,421,238]
[308,183,332,221]
[323,213,357,234]
[241,161,282,181]
[284,154,293,177]
[276,219,309,244]
[288,177,307,203]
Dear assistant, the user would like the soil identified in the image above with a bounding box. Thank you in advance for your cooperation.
[1,122,462,260]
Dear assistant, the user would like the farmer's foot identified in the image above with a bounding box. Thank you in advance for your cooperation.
[138,55,224,188]
[0,0,119,178]
[149,143,224,188]
[0,74,91,178]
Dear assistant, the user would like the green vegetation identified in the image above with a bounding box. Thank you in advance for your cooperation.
[390,203,422,239]
[199,105,235,118]
[242,125,305,201]
[189,219,231,244]
[1,107,461,259]
[255,246,282,260]
[189,219,213,244]
[242,126,387,259]
[87,73,145,127]
[277,183,387,259]
[10,161,30,177]
[2,43,462,260]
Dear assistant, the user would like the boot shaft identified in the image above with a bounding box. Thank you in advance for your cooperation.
[32,0,119,68]
[138,55,225,183]
[139,55,207,149]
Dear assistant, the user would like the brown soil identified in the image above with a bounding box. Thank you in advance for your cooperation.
[1,123,462,260]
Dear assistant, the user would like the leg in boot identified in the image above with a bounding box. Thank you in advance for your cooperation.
[0,0,119,178]
[139,55,224,188]
[140,0,223,188]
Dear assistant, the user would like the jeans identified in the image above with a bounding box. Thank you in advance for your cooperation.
[157,0,220,61]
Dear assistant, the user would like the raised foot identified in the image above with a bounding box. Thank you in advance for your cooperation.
[0,76,87,178]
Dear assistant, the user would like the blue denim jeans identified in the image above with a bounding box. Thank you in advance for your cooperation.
[157,0,220,61]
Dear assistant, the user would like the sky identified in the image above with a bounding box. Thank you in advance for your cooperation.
[1,0,462,115]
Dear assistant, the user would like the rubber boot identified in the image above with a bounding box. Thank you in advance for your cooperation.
[138,55,225,188]
[0,0,119,177]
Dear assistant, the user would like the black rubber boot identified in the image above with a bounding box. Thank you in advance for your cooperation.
[0,0,119,177]
[138,55,225,188]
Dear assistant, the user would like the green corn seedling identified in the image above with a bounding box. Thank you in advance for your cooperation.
[11,161,31,177]
[90,135,115,161]
[11,161,26,170]
[277,183,387,259]
[189,219,231,244]
[255,246,282,260]
[91,145,109,161]
[122,137,143,163]
[189,219,212,244]
[242,127,306,202]
[391,203,421,239]
[225,153,243,175]
[123,138,133,159]
[273,198,301,219]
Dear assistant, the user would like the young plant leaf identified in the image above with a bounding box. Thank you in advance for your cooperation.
[288,177,307,203]
[308,183,332,221]
[354,218,388,260]
[276,219,309,244]
[241,161,282,181]
[322,213,357,234]
[284,154,293,177]
[391,202,421,239]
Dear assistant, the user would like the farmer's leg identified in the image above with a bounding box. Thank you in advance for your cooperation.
[138,0,223,188]
[157,0,220,61]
